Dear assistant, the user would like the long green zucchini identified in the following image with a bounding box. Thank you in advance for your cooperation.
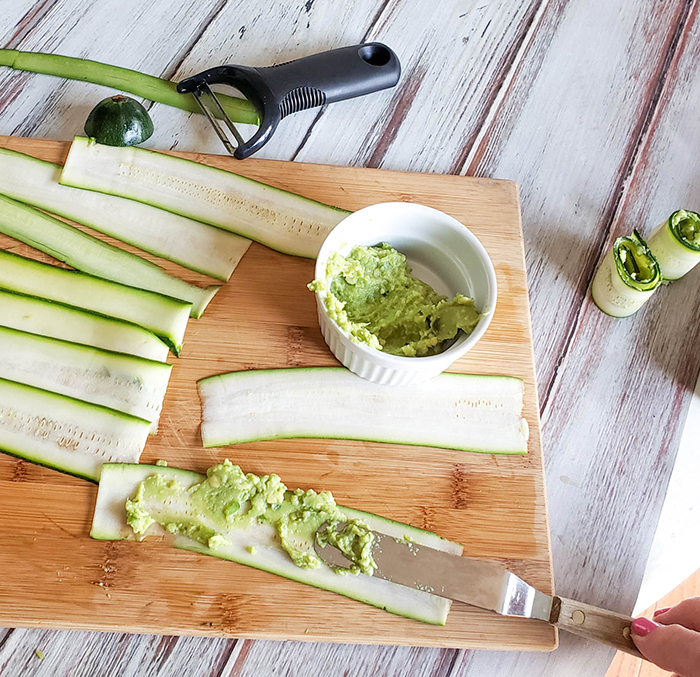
[198,367,529,454]
[0,379,150,481]
[0,195,218,318]
[647,209,700,281]
[60,138,351,259]
[0,288,169,362]
[591,230,662,318]
[0,250,191,354]
[0,325,171,433]
[91,462,462,625]
[0,49,258,125]
[0,148,251,281]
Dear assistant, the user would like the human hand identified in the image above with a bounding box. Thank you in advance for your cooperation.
[631,597,700,676]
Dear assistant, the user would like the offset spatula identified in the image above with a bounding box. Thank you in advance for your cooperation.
[315,523,644,658]
[177,43,400,159]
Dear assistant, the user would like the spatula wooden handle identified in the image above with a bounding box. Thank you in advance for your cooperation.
[553,596,644,658]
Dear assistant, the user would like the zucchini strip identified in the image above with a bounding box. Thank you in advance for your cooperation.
[0,148,251,281]
[0,49,258,125]
[647,209,700,281]
[0,379,150,481]
[591,230,662,317]
[198,367,529,454]
[0,250,191,354]
[91,463,462,626]
[0,195,218,318]
[0,288,169,362]
[60,138,351,259]
[0,325,171,433]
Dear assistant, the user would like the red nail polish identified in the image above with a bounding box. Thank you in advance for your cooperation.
[632,618,658,636]
[653,606,671,617]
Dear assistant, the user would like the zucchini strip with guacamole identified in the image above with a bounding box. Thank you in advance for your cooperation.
[0,49,258,125]
[591,230,662,317]
[0,195,219,318]
[91,461,462,625]
[0,148,251,281]
[198,367,529,454]
[60,138,350,259]
[647,209,700,281]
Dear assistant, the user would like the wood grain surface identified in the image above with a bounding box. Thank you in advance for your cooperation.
[0,137,555,651]
[1,0,700,675]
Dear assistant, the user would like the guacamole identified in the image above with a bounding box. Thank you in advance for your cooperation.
[671,209,700,249]
[310,243,481,357]
[125,460,376,575]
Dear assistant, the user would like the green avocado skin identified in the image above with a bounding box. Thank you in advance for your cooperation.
[313,243,481,357]
[84,95,154,147]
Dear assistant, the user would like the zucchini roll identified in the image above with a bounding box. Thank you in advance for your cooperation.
[647,209,700,280]
[591,230,662,317]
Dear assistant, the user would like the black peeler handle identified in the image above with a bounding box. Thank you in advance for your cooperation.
[260,42,400,112]
[178,43,400,159]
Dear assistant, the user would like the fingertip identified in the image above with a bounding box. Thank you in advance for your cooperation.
[630,621,700,675]
[631,617,659,637]
[653,606,671,618]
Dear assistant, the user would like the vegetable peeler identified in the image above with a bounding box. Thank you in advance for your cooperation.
[176,43,401,160]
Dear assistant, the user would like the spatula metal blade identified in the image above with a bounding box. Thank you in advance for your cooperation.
[314,525,553,622]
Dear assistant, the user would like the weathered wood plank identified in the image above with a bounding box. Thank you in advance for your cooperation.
[0,629,235,677]
[230,640,457,677]
[293,0,543,173]
[0,628,11,648]
[449,1,700,675]
[464,0,692,402]
[0,0,53,46]
[147,0,386,159]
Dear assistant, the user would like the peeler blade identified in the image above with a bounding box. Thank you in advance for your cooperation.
[192,84,246,155]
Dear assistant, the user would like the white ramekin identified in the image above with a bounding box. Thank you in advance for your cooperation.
[313,202,497,386]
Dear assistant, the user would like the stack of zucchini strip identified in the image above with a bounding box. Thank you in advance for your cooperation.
[0,326,171,434]
[0,250,191,354]
[0,257,172,475]
[591,230,662,317]
[0,148,251,281]
[0,288,170,362]
[0,195,218,318]
[0,144,255,477]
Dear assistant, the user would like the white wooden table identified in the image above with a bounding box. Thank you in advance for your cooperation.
[1,1,699,675]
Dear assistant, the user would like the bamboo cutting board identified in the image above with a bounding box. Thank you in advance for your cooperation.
[0,136,555,651]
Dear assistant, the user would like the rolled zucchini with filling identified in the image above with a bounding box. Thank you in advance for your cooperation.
[591,230,662,317]
[646,209,700,280]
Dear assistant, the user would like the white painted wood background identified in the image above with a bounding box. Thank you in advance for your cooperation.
[1,1,700,675]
